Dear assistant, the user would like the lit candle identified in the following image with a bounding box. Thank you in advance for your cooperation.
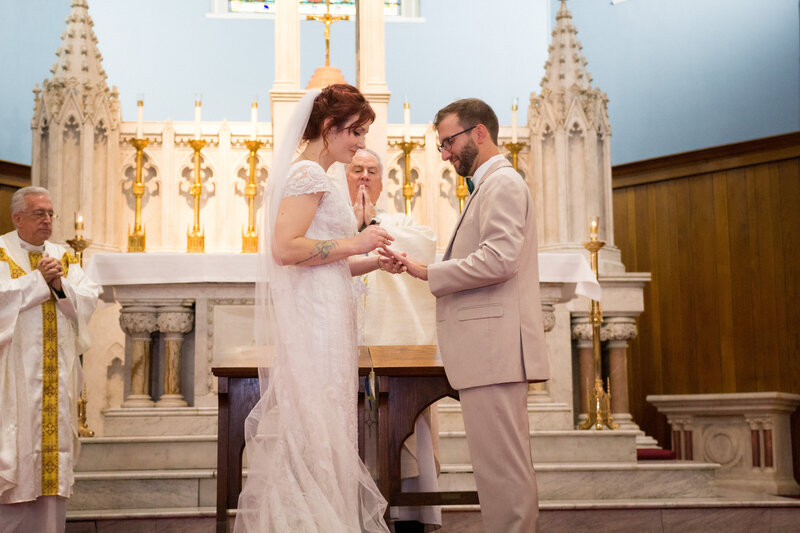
[75,212,84,238]
[194,97,202,140]
[136,99,144,139]
[403,98,411,143]
[250,101,258,140]
[590,216,599,239]
[511,97,519,143]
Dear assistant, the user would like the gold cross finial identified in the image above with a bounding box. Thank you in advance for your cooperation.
[306,0,350,67]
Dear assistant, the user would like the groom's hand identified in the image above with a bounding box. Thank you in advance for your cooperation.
[379,247,429,281]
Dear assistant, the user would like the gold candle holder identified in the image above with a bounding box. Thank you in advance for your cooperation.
[503,141,526,171]
[187,139,207,253]
[390,140,421,216]
[66,219,94,438]
[127,138,150,252]
[242,139,264,253]
[456,174,469,213]
[579,217,619,431]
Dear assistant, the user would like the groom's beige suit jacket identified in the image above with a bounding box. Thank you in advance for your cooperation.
[428,158,549,390]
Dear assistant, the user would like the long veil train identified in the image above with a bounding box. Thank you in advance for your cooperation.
[233,89,389,532]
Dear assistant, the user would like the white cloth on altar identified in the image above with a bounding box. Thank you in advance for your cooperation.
[0,231,101,509]
[85,251,600,302]
[355,209,441,529]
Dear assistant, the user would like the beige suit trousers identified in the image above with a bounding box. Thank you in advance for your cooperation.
[459,382,538,533]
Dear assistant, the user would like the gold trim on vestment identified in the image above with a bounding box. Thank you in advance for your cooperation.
[61,251,78,277]
[28,251,60,496]
[0,247,26,278]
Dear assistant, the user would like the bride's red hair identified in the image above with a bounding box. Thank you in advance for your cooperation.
[302,84,375,146]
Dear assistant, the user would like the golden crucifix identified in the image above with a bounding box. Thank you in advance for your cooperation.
[306,0,349,67]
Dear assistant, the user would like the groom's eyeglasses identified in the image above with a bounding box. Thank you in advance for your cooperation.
[437,125,478,153]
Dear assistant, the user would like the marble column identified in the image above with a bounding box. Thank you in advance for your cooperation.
[356,0,391,168]
[119,306,158,408]
[570,315,594,416]
[269,0,304,158]
[155,305,194,407]
[602,317,637,420]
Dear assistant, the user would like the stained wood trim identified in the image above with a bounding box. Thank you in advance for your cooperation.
[612,132,800,189]
[0,160,31,188]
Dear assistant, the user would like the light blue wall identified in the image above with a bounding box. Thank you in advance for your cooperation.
[1,0,798,166]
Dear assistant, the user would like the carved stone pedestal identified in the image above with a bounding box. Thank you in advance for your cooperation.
[649,392,800,495]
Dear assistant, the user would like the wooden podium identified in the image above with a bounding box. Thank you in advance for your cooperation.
[212,345,477,532]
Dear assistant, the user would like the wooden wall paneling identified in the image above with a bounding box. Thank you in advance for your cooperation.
[655,179,685,392]
[690,174,724,393]
[610,132,800,457]
[743,166,767,390]
[756,163,781,390]
[674,177,699,393]
[776,159,800,394]
[634,185,666,444]
[643,186,664,394]
[722,168,756,392]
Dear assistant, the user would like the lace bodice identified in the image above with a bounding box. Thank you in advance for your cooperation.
[283,160,357,241]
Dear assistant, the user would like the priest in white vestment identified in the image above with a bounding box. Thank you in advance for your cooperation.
[0,187,101,533]
[346,149,442,532]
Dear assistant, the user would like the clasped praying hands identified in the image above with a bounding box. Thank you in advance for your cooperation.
[37,254,64,291]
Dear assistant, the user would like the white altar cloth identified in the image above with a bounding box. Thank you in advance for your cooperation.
[86,252,600,300]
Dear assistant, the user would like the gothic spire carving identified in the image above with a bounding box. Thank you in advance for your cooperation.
[50,0,108,86]
[528,0,622,272]
[33,0,116,129]
[540,0,592,94]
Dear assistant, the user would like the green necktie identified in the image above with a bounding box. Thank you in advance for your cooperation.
[466,177,475,194]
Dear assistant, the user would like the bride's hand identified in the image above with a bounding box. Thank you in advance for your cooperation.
[377,255,407,274]
[352,225,393,254]
[378,247,428,281]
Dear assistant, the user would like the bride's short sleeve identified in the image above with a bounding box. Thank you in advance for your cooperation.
[283,162,331,198]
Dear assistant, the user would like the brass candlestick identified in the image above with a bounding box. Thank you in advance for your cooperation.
[187,139,207,253]
[503,141,526,171]
[579,217,619,431]
[127,138,150,252]
[456,174,469,213]
[390,140,421,216]
[66,221,94,438]
[242,139,264,253]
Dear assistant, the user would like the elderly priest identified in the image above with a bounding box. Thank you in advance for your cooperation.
[346,149,441,532]
[0,186,101,533]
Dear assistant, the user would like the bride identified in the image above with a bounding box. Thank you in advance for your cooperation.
[233,85,397,532]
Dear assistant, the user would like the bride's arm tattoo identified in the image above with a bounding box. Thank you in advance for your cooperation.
[296,240,338,264]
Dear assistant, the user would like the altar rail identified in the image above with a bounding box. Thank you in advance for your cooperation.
[612,132,800,484]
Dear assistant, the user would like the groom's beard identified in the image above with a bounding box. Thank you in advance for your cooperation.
[453,139,479,177]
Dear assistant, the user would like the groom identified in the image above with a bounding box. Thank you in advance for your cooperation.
[390,98,548,532]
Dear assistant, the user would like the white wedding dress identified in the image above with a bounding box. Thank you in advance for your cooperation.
[234,160,389,532]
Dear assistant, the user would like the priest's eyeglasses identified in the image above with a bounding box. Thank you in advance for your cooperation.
[437,125,478,153]
[27,210,58,221]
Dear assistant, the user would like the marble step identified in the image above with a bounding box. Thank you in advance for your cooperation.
[442,493,800,533]
[69,469,216,511]
[435,399,576,432]
[75,435,218,471]
[438,429,640,464]
[438,461,720,500]
[101,407,218,437]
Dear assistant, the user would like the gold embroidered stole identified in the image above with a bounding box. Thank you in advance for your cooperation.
[0,246,76,495]
[27,251,60,495]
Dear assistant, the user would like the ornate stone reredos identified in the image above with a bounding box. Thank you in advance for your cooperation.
[31,0,118,130]
[530,0,610,136]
